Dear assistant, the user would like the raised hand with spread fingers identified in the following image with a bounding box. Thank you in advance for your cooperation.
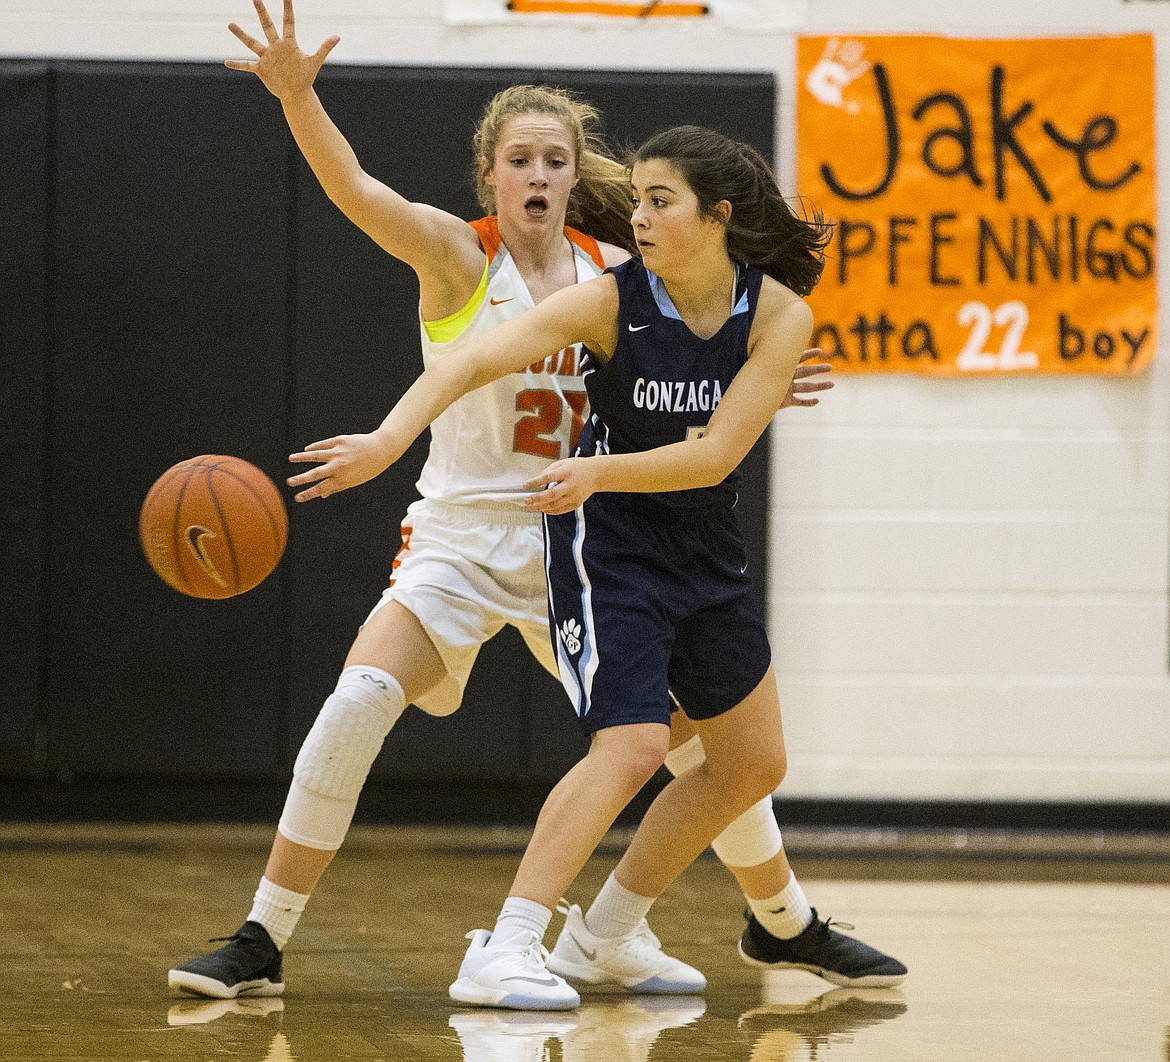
[225,0,339,101]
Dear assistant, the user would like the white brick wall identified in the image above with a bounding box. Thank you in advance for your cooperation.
[3,0,1166,803]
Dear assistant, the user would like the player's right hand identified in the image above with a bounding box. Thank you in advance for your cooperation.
[287,432,397,503]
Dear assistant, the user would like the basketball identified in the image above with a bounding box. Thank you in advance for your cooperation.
[139,455,288,599]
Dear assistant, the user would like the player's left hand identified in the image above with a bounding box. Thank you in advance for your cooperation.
[782,347,833,408]
[523,458,599,515]
[287,432,395,502]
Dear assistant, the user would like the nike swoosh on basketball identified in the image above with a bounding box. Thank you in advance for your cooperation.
[185,525,228,587]
[490,296,515,305]
[568,934,597,961]
[628,323,651,332]
[501,974,562,986]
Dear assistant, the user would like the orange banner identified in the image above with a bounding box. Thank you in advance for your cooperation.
[796,35,1158,375]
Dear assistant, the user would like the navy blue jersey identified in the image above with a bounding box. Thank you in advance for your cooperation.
[575,257,764,509]
[543,256,773,732]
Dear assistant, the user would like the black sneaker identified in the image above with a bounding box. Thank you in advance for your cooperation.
[168,921,284,999]
[738,909,907,987]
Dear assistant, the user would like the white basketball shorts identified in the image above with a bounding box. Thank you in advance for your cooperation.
[363,497,556,715]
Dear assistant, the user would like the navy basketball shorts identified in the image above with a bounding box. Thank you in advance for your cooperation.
[543,493,772,734]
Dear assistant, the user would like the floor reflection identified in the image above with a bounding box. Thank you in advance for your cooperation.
[450,996,707,1061]
[162,980,908,1061]
[740,983,907,1060]
[6,825,1168,1061]
[167,996,287,1026]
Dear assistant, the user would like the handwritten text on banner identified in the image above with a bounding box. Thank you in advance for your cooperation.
[796,35,1158,375]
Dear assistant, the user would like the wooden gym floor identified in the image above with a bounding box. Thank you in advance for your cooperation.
[2,822,1168,1061]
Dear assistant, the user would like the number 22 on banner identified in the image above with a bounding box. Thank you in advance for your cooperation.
[955,300,1038,372]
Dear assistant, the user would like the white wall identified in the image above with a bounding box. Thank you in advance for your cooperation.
[4,0,1167,805]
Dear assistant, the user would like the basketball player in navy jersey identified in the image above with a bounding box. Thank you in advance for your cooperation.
[288,123,906,1009]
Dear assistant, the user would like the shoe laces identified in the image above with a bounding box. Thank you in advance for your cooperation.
[617,919,664,960]
[521,938,554,974]
[208,925,274,948]
[820,915,856,933]
[467,928,552,974]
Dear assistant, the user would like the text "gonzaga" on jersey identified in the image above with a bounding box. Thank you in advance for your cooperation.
[632,377,725,413]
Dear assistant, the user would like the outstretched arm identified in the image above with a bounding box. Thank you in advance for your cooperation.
[286,275,620,501]
[524,287,813,515]
[227,0,480,286]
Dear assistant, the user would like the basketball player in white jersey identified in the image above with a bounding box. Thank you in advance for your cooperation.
[169,0,904,1000]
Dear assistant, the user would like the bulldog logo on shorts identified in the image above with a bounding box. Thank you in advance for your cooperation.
[559,618,583,655]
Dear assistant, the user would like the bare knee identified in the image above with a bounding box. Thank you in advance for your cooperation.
[751,747,787,800]
[346,600,448,708]
[712,746,787,812]
[591,724,670,796]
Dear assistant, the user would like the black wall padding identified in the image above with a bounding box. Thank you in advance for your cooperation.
[45,63,292,777]
[0,63,50,776]
[3,59,775,812]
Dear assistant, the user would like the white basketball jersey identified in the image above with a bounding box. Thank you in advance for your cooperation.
[414,217,605,508]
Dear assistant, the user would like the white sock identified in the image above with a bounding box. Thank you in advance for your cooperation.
[583,873,656,940]
[247,876,309,950]
[747,872,814,940]
[490,896,552,946]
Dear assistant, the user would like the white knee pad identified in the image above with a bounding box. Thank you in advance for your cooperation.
[291,665,405,800]
[664,735,783,869]
[279,665,405,850]
[278,778,361,852]
[663,734,705,776]
[712,795,783,869]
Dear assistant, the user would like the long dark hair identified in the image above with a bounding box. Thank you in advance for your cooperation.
[631,125,830,296]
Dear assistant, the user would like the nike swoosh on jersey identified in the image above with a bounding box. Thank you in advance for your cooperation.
[490,297,515,305]
[628,323,651,332]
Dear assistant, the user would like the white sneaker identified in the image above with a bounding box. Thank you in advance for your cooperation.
[449,929,581,1011]
[548,904,707,994]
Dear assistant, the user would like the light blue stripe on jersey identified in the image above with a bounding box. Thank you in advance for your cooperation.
[544,514,580,714]
[647,264,749,321]
[545,508,599,719]
[581,414,610,457]
[574,507,601,716]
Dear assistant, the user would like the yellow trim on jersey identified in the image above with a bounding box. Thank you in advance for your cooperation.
[423,259,490,343]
